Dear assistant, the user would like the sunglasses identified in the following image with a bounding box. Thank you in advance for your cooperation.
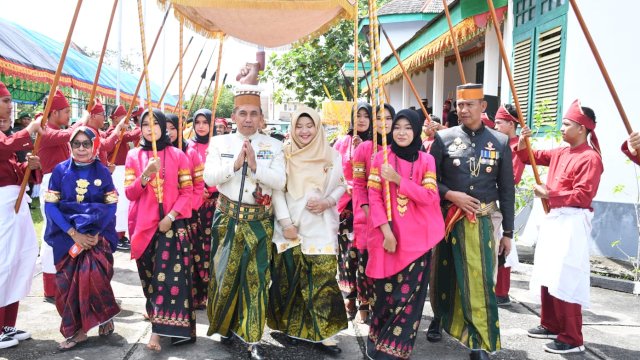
[71,140,92,149]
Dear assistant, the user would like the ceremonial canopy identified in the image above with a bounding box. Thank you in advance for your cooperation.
[158,0,356,47]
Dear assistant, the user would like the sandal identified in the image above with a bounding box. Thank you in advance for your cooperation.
[99,319,114,337]
[345,299,357,320]
[58,333,88,352]
[357,303,370,324]
[146,333,162,352]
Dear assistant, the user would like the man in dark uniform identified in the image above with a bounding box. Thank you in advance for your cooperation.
[427,84,515,360]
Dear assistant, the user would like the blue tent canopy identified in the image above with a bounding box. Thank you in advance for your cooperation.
[0,18,177,107]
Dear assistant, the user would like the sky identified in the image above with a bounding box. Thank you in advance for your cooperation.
[4,0,279,99]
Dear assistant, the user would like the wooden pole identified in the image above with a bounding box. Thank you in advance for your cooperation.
[381,27,431,124]
[137,0,162,207]
[186,46,215,117]
[442,0,467,84]
[181,43,205,98]
[358,52,374,104]
[568,0,638,162]
[366,2,378,152]
[15,0,83,213]
[157,36,194,105]
[109,4,171,165]
[178,20,184,149]
[369,0,392,222]
[350,4,359,163]
[209,35,225,137]
[87,0,118,111]
[486,0,549,213]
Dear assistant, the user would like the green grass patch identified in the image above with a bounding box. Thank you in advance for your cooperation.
[30,197,43,246]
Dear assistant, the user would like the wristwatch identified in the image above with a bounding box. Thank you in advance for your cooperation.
[141,173,151,182]
[167,213,176,222]
[502,230,513,238]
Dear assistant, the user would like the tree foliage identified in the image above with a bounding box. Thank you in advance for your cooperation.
[263,0,390,109]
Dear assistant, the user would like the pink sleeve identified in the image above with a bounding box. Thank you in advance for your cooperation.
[352,143,369,208]
[398,154,440,206]
[124,152,145,201]
[367,155,388,229]
[189,147,205,210]
[172,151,194,218]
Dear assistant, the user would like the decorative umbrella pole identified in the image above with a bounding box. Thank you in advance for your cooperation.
[87,0,119,111]
[349,2,359,162]
[186,47,216,117]
[486,0,549,213]
[442,0,466,84]
[368,0,392,222]
[157,36,194,105]
[181,43,205,97]
[15,0,83,213]
[209,35,225,137]
[178,19,184,149]
[109,4,172,165]
[137,0,163,213]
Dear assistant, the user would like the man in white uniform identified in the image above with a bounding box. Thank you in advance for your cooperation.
[203,86,285,360]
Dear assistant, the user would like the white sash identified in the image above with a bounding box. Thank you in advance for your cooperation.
[0,185,38,307]
[38,173,56,274]
[529,207,593,307]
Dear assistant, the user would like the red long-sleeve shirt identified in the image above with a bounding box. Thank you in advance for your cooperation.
[510,137,526,185]
[516,143,603,211]
[39,122,82,174]
[0,129,33,187]
[621,140,640,165]
[106,125,141,166]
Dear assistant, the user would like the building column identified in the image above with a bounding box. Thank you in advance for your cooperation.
[432,55,445,119]
[484,24,500,96]
[402,76,411,108]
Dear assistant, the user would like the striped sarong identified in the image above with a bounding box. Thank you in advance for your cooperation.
[206,206,273,344]
[430,214,500,352]
[55,238,120,338]
[267,245,347,342]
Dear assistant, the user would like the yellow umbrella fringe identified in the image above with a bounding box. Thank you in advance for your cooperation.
[158,0,355,15]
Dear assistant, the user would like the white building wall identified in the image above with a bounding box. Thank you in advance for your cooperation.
[380,21,429,60]
[563,0,640,204]
[500,0,515,102]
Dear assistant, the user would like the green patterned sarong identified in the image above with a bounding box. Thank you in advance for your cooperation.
[267,246,348,342]
[430,214,501,352]
[206,209,273,344]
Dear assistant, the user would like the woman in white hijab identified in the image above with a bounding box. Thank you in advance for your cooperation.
[268,106,348,355]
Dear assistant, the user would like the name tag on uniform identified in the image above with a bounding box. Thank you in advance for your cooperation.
[257,150,273,160]
[221,153,234,158]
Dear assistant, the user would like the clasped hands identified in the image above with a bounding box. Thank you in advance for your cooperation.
[234,139,257,173]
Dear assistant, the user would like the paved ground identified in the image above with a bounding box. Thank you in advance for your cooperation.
[1,250,639,360]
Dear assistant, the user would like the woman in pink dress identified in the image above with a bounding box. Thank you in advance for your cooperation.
[167,113,207,309]
[125,109,195,351]
[350,103,395,322]
[333,102,372,318]
[365,109,445,359]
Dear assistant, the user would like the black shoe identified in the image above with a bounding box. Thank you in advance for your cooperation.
[469,350,490,360]
[426,318,442,343]
[496,296,511,306]
[544,340,585,354]
[315,343,342,357]
[171,336,196,346]
[286,336,299,346]
[43,296,55,304]
[220,335,234,345]
[117,238,131,251]
[248,344,266,360]
[527,325,557,339]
